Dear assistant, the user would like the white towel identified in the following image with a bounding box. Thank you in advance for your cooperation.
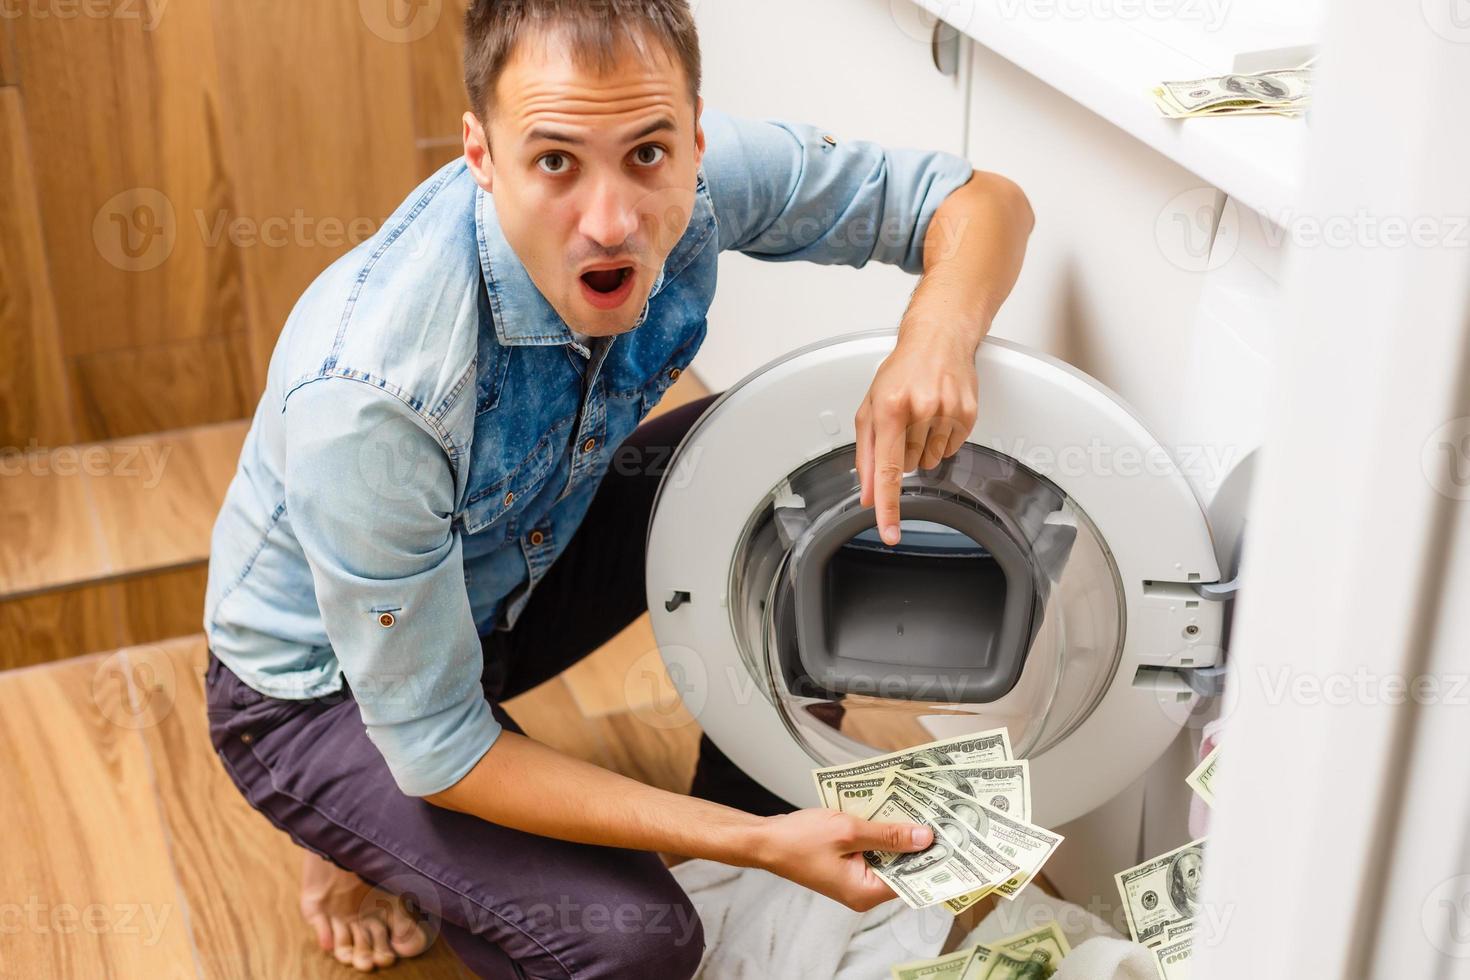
[960,889,1158,980]
[670,859,951,979]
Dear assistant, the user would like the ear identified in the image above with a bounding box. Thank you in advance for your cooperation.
[692,96,706,171]
[463,111,494,193]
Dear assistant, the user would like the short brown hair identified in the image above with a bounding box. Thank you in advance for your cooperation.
[463,0,702,120]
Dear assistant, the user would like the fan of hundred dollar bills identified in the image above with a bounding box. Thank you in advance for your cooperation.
[813,728,1063,915]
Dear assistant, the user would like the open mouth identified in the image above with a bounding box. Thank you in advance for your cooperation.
[578,264,637,311]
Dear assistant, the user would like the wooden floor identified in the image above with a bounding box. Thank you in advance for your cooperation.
[0,377,710,979]
[0,627,702,980]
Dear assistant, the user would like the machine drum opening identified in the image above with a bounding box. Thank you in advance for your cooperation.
[826,522,1007,673]
[784,497,1044,705]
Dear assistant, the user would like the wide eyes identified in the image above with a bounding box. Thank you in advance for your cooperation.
[533,144,666,176]
[631,144,666,167]
[536,152,571,175]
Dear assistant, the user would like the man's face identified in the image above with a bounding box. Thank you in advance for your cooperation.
[465,29,705,337]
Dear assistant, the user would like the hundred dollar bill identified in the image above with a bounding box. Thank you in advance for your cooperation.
[907,761,1032,821]
[864,783,1019,909]
[1184,745,1219,808]
[958,944,1056,980]
[830,773,891,817]
[1151,68,1311,118]
[885,772,1063,910]
[1152,934,1193,980]
[992,921,1071,963]
[1114,838,1206,947]
[890,947,979,979]
[814,728,1014,809]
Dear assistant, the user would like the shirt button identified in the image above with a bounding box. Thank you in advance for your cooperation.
[582,437,597,453]
[529,529,545,546]
[822,134,837,146]
[503,490,515,506]
[668,367,681,381]
[378,612,396,628]
[240,733,254,745]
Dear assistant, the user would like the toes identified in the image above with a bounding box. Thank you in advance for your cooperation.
[364,916,397,969]
[387,899,430,958]
[305,912,334,952]
[349,921,377,972]
[332,919,355,966]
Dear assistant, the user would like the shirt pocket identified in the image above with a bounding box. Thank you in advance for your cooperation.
[459,431,557,538]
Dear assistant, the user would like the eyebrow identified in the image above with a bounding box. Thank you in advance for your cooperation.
[525,116,677,146]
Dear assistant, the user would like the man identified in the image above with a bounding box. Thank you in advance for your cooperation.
[204,0,1033,975]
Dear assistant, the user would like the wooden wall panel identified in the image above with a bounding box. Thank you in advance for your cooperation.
[0,586,124,672]
[0,17,17,87]
[411,0,470,141]
[0,89,75,449]
[71,332,254,442]
[11,0,253,441]
[210,1,423,386]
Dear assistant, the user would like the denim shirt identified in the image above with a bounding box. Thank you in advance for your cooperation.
[204,108,973,796]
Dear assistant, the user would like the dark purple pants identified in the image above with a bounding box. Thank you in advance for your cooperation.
[205,394,793,979]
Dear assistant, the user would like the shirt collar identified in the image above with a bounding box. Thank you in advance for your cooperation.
[475,186,671,347]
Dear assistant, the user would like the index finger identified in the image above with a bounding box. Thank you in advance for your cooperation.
[873,403,908,546]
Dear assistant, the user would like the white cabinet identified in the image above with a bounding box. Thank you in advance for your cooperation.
[691,0,970,389]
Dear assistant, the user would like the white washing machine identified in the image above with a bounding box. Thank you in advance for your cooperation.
[646,331,1249,828]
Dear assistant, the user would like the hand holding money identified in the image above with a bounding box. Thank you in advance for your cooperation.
[754,806,936,912]
[813,729,1064,913]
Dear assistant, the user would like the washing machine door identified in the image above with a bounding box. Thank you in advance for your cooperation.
[646,332,1223,827]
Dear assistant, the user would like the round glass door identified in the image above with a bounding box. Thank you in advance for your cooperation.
[727,444,1126,766]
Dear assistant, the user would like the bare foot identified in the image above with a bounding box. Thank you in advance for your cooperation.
[298,851,431,972]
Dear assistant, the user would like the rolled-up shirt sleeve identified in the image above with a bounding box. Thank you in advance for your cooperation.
[701,107,975,274]
[283,378,499,797]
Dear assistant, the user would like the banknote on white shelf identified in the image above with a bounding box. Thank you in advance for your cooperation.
[1151,68,1311,119]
